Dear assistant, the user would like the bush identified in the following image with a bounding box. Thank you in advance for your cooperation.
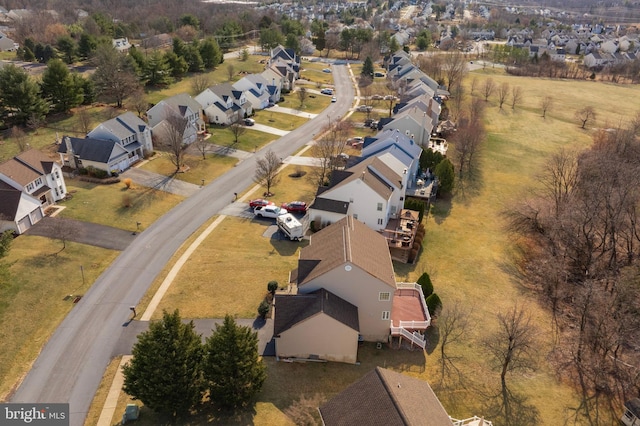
[426,293,442,317]
[122,194,133,208]
[267,280,278,295]
[123,178,133,189]
[258,300,270,319]
[417,272,433,297]
[78,167,89,175]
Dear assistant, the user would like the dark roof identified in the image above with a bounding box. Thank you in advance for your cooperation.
[626,398,640,418]
[319,367,453,426]
[58,137,117,163]
[309,198,349,214]
[0,187,20,221]
[274,288,359,335]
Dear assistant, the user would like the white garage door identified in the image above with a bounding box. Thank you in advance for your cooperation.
[17,216,31,233]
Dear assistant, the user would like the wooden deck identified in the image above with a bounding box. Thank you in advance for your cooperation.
[391,287,429,329]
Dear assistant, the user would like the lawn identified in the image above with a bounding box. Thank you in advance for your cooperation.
[0,236,119,400]
[59,179,184,231]
[299,61,335,87]
[253,108,309,130]
[276,90,332,114]
[140,152,237,186]
[206,126,277,153]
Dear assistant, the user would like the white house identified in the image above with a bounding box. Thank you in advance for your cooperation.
[147,93,205,145]
[195,83,252,125]
[0,149,67,234]
[233,74,272,110]
[58,136,131,176]
[361,129,422,190]
[112,37,131,52]
[87,112,152,163]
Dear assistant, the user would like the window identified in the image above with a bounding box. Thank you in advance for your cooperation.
[377,203,383,211]
[26,183,34,192]
[35,178,42,186]
[353,214,358,220]
[55,171,60,179]
[349,198,354,203]
[382,311,390,320]
[379,292,390,301]
[378,218,383,225]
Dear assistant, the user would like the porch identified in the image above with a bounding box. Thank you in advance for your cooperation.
[379,209,419,263]
[390,283,431,349]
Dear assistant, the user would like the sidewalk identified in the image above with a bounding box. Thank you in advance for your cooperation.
[268,104,318,119]
[120,168,202,198]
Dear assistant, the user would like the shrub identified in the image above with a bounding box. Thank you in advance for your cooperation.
[123,178,133,189]
[425,293,442,316]
[78,167,89,175]
[417,272,433,297]
[257,300,270,319]
[267,280,278,295]
[122,194,133,208]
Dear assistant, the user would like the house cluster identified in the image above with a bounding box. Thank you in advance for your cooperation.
[0,149,67,235]
[195,45,298,125]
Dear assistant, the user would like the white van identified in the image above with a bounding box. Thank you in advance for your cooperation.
[277,214,304,241]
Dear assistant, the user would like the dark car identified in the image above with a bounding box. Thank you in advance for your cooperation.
[281,201,307,213]
[249,198,275,208]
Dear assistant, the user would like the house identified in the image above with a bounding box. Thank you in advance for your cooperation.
[147,93,205,145]
[0,150,67,234]
[381,106,435,147]
[319,367,454,426]
[622,398,640,426]
[233,74,273,110]
[274,288,360,363]
[361,129,422,190]
[87,112,152,163]
[195,83,251,125]
[308,156,403,232]
[583,52,614,68]
[0,31,17,51]
[268,45,300,79]
[58,136,131,176]
[262,65,291,92]
[112,37,131,52]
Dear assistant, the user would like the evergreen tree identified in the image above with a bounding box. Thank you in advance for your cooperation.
[416,272,434,297]
[426,293,442,316]
[361,56,374,78]
[122,310,204,420]
[183,45,204,72]
[57,35,77,64]
[203,315,267,409]
[127,46,146,77]
[78,33,97,59]
[164,51,188,79]
[144,51,172,86]
[199,37,222,69]
[0,230,13,258]
[79,76,96,105]
[172,37,186,58]
[0,65,49,125]
[434,158,455,195]
[41,59,84,114]
[285,34,300,55]
[419,149,444,171]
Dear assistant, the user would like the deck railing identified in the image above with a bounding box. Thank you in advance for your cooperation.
[396,282,431,327]
[450,416,493,426]
[390,324,426,348]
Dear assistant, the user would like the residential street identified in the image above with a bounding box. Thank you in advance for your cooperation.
[10,64,355,426]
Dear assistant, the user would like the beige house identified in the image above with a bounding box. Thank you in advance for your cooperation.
[274,288,359,364]
[293,215,397,342]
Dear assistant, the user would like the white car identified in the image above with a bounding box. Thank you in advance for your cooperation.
[254,205,288,219]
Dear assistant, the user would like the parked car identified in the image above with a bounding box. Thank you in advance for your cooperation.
[364,118,374,127]
[356,105,373,112]
[371,94,384,100]
[370,120,379,129]
[320,88,333,95]
[244,118,255,126]
[383,95,397,101]
[249,198,275,208]
[254,205,288,218]
[374,72,386,78]
[331,96,337,103]
[281,201,308,213]
[322,68,332,73]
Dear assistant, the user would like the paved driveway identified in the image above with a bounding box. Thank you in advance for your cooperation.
[25,217,136,251]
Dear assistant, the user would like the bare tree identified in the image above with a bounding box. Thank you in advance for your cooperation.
[497,82,510,109]
[310,119,351,186]
[26,113,44,134]
[253,149,282,196]
[128,89,149,118]
[191,73,212,96]
[226,63,235,81]
[484,305,540,426]
[436,300,471,387]
[452,98,485,179]
[194,133,209,160]
[47,218,79,256]
[510,86,523,110]
[297,87,308,108]
[469,77,478,97]
[575,106,597,129]
[228,115,246,146]
[541,96,553,119]
[91,45,141,108]
[443,51,468,94]
[325,32,339,58]
[75,108,93,134]
[482,78,495,102]
[162,112,189,174]
[10,126,29,152]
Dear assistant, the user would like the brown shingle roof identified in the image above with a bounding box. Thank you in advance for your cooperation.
[297,216,395,288]
[319,367,453,426]
[325,156,402,201]
[0,149,54,186]
[274,288,359,335]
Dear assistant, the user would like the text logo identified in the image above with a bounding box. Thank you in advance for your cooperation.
[1,404,69,425]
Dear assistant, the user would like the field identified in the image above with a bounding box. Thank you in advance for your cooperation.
[140,152,238,186]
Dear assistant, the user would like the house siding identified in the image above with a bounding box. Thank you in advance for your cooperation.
[299,265,394,342]
[322,181,389,230]
[276,314,359,364]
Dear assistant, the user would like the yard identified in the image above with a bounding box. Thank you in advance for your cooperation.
[253,108,309,130]
[205,125,278,153]
[140,152,237,186]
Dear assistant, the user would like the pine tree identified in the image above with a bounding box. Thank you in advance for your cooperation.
[122,310,204,420]
[199,37,222,69]
[41,59,84,113]
[144,51,172,86]
[203,315,267,409]
[434,158,455,195]
[361,56,374,78]
[416,272,433,297]
[0,65,49,125]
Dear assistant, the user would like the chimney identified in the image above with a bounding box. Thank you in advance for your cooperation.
[64,137,77,169]
[361,171,366,180]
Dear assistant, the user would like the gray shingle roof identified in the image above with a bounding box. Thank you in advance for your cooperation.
[319,367,453,426]
[58,137,122,163]
[309,197,349,214]
[0,187,20,221]
[274,288,359,335]
[89,111,147,141]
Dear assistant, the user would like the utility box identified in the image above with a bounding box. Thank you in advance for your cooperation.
[121,404,139,424]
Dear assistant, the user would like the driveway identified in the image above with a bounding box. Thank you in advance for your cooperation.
[25,217,136,251]
[120,168,202,197]
[186,143,254,159]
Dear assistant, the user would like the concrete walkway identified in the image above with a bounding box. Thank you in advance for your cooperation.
[251,123,290,136]
[120,168,202,198]
[268,104,318,119]
[186,143,254,160]
[283,155,322,167]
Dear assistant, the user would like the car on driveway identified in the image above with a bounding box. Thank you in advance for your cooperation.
[249,198,275,208]
[322,68,332,73]
[371,94,383,100]
[320,88,333,95]
[331,96,337,103]
[254,205,288,218]
[281,201,308,213]
[356,105,373,112]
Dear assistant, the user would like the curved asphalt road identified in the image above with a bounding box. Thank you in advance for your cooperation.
[11,64,354,426]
